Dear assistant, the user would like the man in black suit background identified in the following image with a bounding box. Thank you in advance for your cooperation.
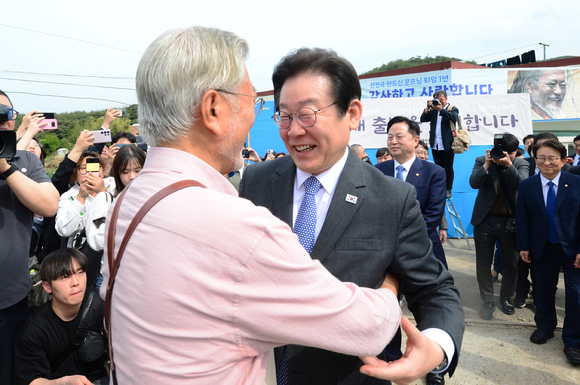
[239,48,464,385]
[469,133,529,320]
[420,90,458,197]
[516,140,580,365]
[375,116,448,269]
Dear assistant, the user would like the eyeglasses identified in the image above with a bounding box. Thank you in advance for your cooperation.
[536,156,561,164]
[215,89,265,116]
[0,105,18,120]
[272,102,337,130]
[415,150,429,156]
[542,81,567,91]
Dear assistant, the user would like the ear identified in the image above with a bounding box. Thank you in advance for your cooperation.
[347,99,363,131]
[42,281,52,295]
[199,89,225,137]
[413,135,420,147]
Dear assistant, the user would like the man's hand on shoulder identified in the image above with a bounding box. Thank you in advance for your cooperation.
[359,317,445,385]
[30,374,93,385]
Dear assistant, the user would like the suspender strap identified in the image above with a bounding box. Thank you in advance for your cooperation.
[104,179,206,377]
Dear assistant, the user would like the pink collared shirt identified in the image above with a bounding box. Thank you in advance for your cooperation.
[100,147,400,385]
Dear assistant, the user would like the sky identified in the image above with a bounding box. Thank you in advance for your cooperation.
[2,0,579,114]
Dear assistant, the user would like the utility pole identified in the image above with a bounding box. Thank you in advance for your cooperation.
[539,42,549,61]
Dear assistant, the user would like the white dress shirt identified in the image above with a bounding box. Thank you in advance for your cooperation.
[540,172,561,205]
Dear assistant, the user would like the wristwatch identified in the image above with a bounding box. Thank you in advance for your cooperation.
[0,163,18,180]
[434,354,448,371]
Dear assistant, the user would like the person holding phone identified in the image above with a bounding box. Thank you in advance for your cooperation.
[55,151,115,287]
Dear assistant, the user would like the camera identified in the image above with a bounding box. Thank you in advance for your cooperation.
[490,134,505,160]
[0,131,17,159]
[432,99,441,107]
[242,149,250,159]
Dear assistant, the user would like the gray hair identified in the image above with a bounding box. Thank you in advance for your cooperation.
[508,69,572,94]
[136,26,249,147]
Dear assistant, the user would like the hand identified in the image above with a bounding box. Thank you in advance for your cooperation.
[58,374,93,385]
[0,158,10,173]
[520,251,531,263]
[574,254,580,269]
[380,272,399,298]
[494,151,513,168]
[103,108,120,129]
[433,103,443,111]
[84,173,106,195]
[439,229,448,244]
[246,147,261,163]
[483,150,494,171]
[18,110,43,132]
[27,116,48,136]
[77,180,91,203]
[68,130,95,163]
[359,317,445,384]
[566,157,574,165]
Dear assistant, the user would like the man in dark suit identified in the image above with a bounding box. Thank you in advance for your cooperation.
[516,139,580,366]
[240,48,464,385]
[469,133,529,320]
[420,90,458,197]
[375,116,448,269]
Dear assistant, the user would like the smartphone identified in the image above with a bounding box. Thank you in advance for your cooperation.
[90,129,111,143]
[85,157,100,173]
[114,143,134,148]
[117,110,127,118]
[36,112,58,130]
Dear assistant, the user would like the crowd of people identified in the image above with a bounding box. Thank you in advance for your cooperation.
[0,25,579,385]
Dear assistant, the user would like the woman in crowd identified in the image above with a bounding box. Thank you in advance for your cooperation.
[112,145,146,195]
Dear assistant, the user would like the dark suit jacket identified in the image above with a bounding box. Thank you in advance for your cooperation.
[239,150,465,385]
[516,172,580,261]
[375,158,446,235]
[420,104,458,152]
[568,165,580,176]
[469,156,529,227]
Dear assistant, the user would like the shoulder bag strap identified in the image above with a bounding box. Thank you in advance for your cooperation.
[104,180,206,379]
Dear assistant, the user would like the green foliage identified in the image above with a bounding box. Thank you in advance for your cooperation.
[13,108,136,157]
[362,55,477,75]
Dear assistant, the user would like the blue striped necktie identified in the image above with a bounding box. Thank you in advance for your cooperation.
[396,165,405,181]
[547,181,559,244]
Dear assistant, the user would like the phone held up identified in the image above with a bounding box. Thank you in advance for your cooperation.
[85,157,100,173]
[36,112,58,130]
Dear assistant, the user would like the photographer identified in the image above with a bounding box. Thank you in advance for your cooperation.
[420,90,458,197]
[469,133,529,321]
[0,90,59,383]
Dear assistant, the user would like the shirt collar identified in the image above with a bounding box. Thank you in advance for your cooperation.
[394,154,417,171]
[295,147,349,195]
[142,147,239,196]
[540,171,562,187]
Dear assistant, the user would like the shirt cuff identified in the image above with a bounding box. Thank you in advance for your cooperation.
[421,328,455,373]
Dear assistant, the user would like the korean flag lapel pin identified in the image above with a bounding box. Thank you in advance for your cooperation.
[345,194,358,204]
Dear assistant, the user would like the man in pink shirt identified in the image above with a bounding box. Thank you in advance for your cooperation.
[100,26,402,384]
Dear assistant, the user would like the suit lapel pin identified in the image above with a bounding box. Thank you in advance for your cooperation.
[565,184,568,187]
[345,194,358,204]
[416,173,420,177]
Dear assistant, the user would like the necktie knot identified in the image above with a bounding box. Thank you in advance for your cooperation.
[396,165,405,181]
[303,176,321,196]
[548,181,554,188]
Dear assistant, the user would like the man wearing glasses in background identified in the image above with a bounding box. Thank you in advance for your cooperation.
[240,48,464,385]
[0,90,59,383]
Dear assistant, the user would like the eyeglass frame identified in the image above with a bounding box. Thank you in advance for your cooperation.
[272,102,338,130]
[0,104,18,121]
[215,89,265,117]
[535,156,563,165]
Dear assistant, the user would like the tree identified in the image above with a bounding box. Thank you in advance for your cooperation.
[40,133,62,154]
[362,55,477,75]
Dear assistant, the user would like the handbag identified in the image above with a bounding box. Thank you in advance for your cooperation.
[448,104,471,154]
[105,180,206,385]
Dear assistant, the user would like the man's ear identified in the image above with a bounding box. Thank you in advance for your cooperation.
[199,89,225,136]
[42,281,52,295]
[348,99,363,131]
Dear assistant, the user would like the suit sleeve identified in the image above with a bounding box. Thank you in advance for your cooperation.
[516,181,531,252]
[469,156,487,189]
[51,154,77,195]
[423,167,446,234]
[440,105,459,124]
[420,110,432,123]
[388,184,465,375]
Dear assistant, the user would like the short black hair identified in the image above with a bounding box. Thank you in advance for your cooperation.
[574,134,580,143]
[376,147,390,158]
[433,90,448,98]
[386,116,421,137]
[40,248,88,283]
[531,132,559,156]
[0,89,13,107]
[112,131,137,144]
[417,139,429,151]
[502,132,520,153]
[272,48,361,116]
[516,147,525,157]
[523,134,535,144]
[534,139,567,160]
